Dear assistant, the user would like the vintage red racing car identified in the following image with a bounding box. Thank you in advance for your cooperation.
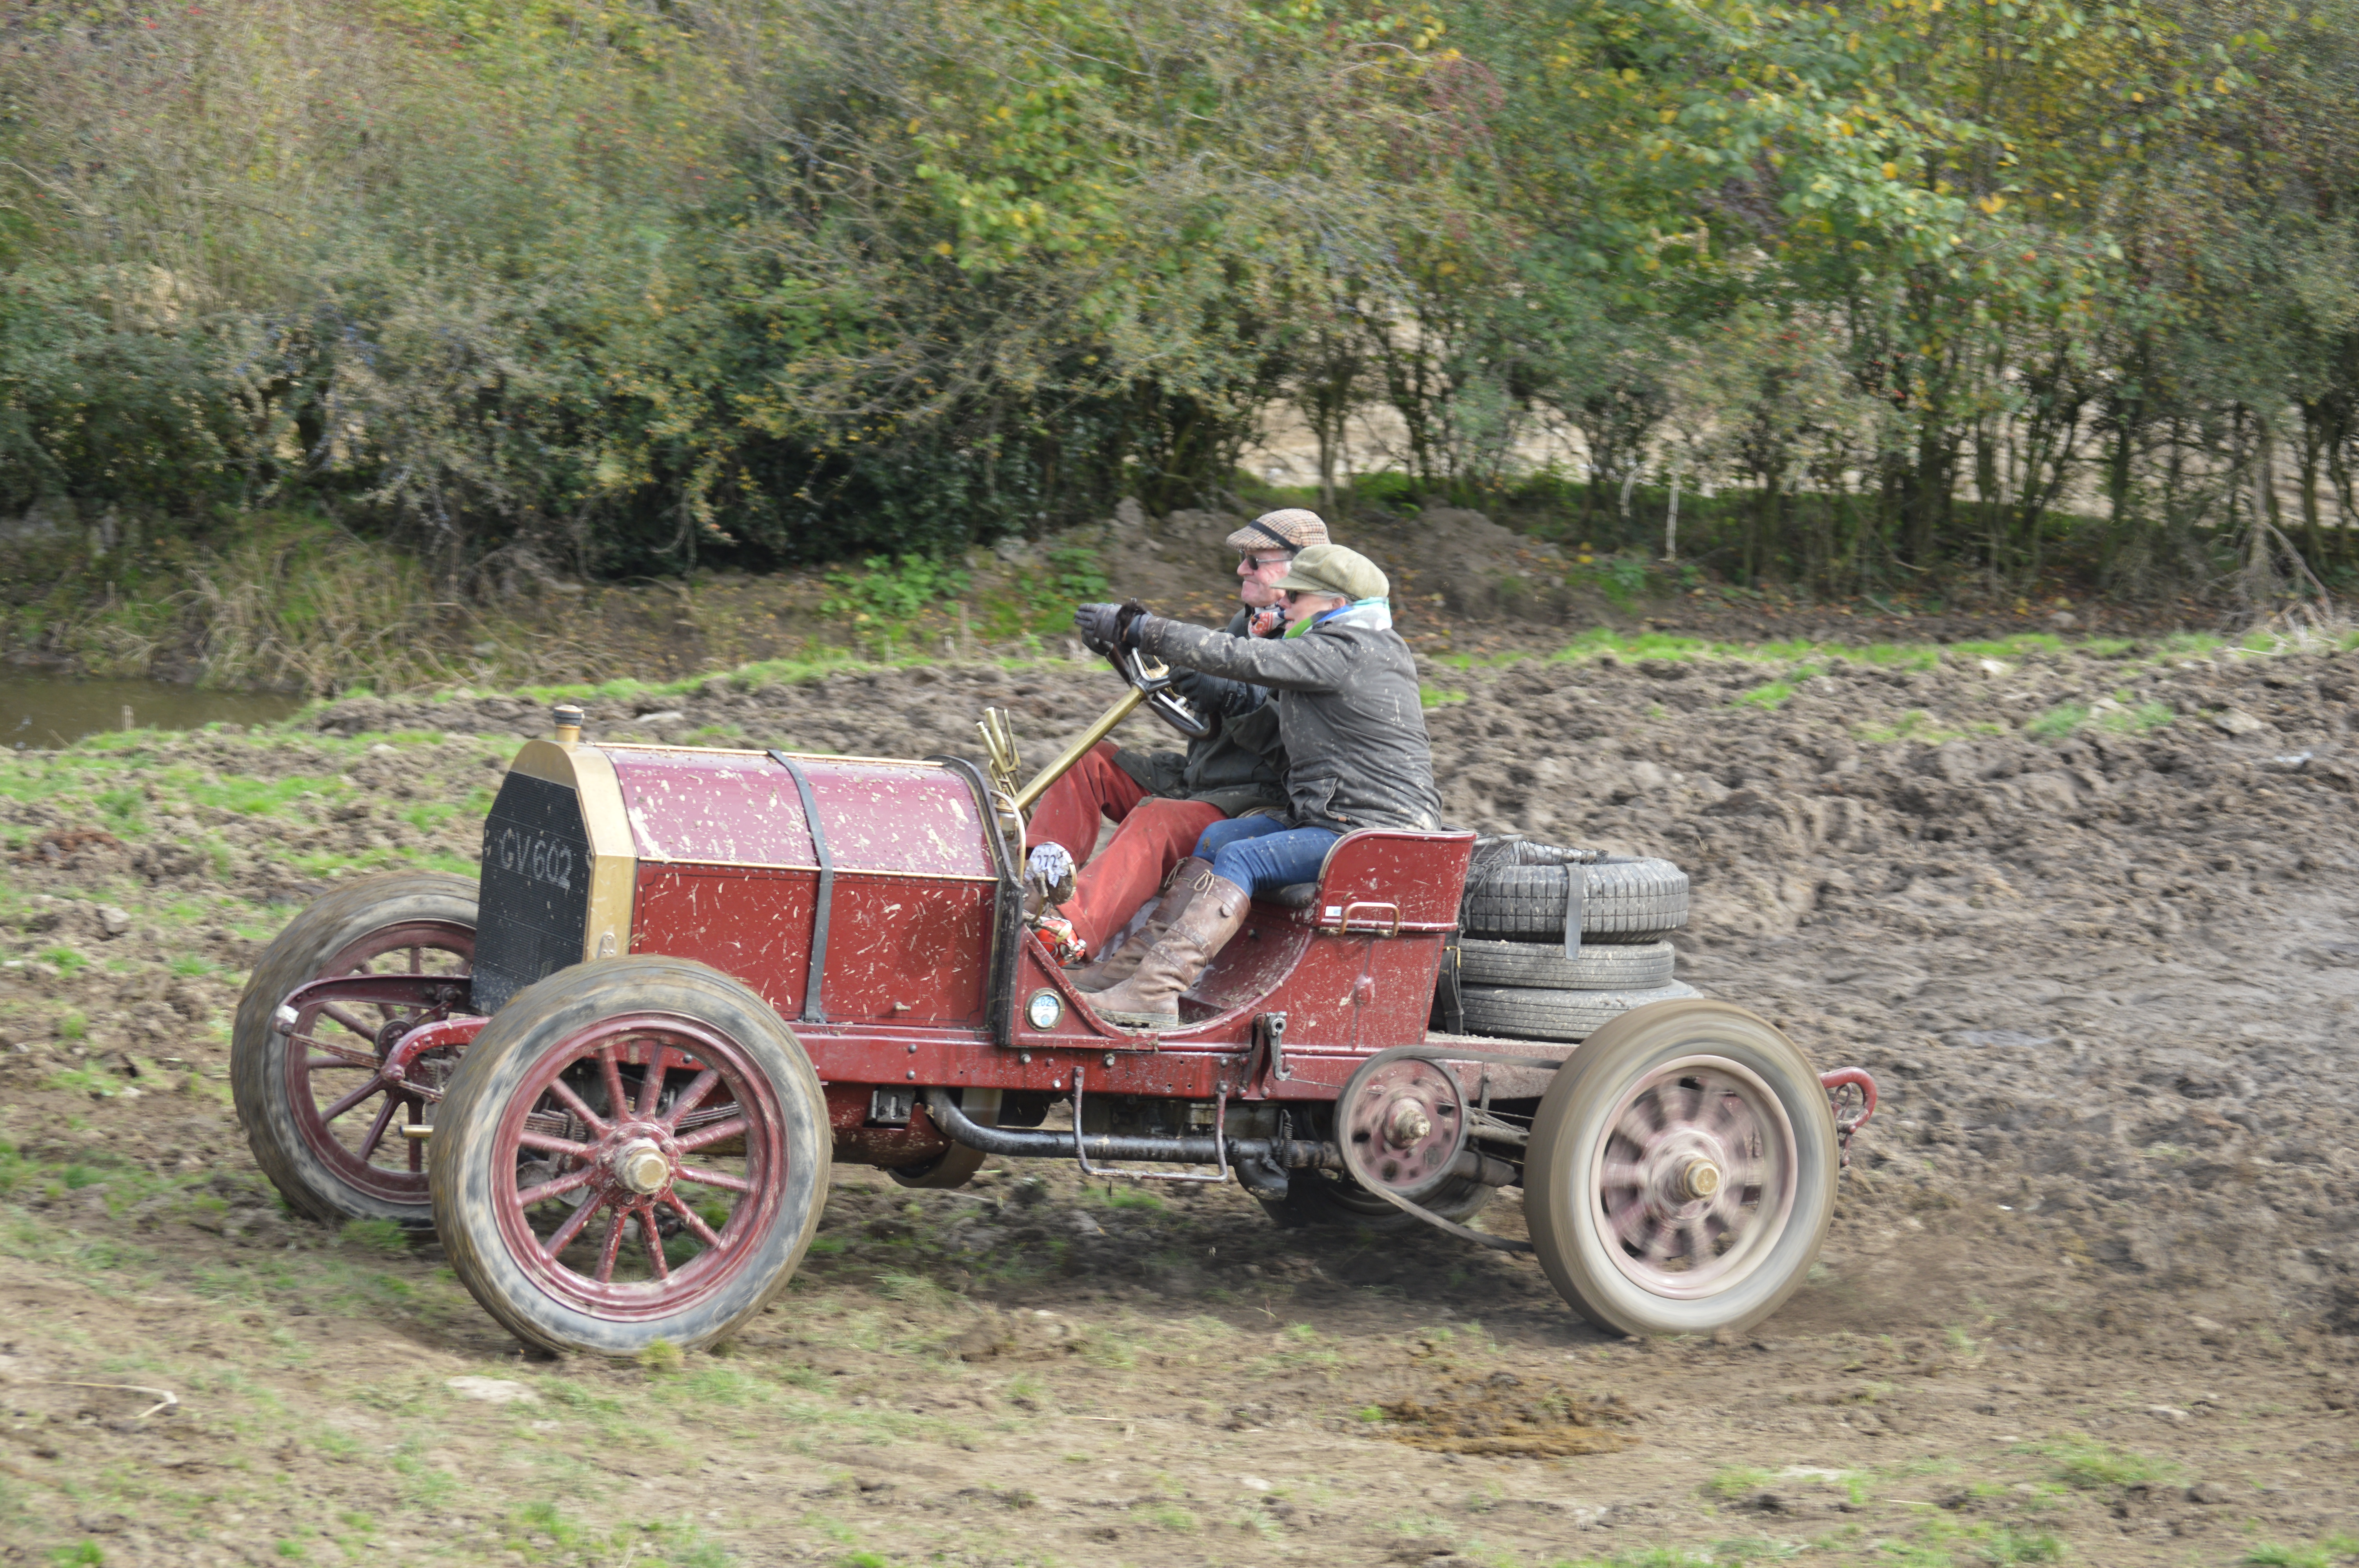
[231,654,1876,1356]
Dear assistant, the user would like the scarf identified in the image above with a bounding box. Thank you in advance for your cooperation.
[1282,598,1393,638]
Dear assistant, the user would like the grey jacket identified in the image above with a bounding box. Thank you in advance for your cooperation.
[1134,603,1442,834]
[1112,608,1289,815]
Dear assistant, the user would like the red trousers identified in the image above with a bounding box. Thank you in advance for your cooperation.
[1024,743,1224,955]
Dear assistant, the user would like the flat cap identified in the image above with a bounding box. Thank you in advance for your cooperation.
[1225,508,1329,554]
[1272,543,1388,602]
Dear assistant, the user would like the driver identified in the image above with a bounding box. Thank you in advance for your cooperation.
[1072,543,1441,1030]
[1025,508,1328,978]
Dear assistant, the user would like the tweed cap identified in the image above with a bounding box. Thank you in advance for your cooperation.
[1225,508,1330,555]
[1272,543,1388,602]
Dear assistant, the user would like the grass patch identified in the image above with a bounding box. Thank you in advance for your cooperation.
[1977,1527,2066,1564]
[1948,634,2068,661]
[499,1501,734,1568]
[874,1271,954,1308]
[2019,1433,2173,1490]
[2022,703,2087,739]
[338,1219,410,1255]
[95,786,145,833]
[1703,1466,1777,1499]
[2245,1537,2359,1568]
[1854,710,2001,746]
[398,802,460,833]
[1731,679,1799,709]
[1130,1501,1198,1532]
[2095,700,2174,735]
[43,1063,126,1098]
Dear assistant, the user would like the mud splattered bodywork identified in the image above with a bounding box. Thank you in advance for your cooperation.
[477,738,1495,1144]
[613,747,995,1031]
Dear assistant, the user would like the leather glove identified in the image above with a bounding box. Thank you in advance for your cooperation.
[1113,598,1149,651]
[1073,603,1124,655]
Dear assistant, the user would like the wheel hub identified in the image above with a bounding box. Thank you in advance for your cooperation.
[1676,1156,1722,1201]
[1591,1058,1799,1299]
[1383,1097,1433,1148]
[1633,1126,1739,1225]
[1340,1058,1468,1200]
[611,1137,673,1196]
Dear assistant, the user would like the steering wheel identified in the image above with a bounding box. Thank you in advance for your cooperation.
[1112,643,1216,740]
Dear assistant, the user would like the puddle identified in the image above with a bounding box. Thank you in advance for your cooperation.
[1,674,304,749]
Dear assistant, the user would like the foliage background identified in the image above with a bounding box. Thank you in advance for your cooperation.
[2,0,2354,606]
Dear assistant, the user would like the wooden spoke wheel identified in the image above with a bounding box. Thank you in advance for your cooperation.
[431,956,828,1357]
[232,872,478,1228]
[1524,998,1836,1337]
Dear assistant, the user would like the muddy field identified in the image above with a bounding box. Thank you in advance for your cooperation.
[2,632,2357,1567]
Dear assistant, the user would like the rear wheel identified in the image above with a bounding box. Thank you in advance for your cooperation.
[431,956,829,1357]
[1523,999,1835,1337]
[231,871,478,1229]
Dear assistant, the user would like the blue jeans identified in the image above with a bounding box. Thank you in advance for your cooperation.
[1194,818,1342,897]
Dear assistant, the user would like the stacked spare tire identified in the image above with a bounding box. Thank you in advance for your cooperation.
[1439,840,1694,1042]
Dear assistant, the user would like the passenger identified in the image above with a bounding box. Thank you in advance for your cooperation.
[1028,509,1328,977]
[1072,544,1441,1030]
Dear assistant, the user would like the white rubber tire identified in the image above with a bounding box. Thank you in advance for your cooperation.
[1523,998,1836,1337]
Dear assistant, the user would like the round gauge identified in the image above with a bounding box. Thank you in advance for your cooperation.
[1025,989,1064,1031]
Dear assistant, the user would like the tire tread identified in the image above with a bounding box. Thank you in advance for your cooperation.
[1458,937,1675,991]
[1461,857,1689,940]
[1459,980,1699,1043]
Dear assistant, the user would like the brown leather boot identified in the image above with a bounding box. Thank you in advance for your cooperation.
[1089,873,1250,1031]
[1069,857,1213,993]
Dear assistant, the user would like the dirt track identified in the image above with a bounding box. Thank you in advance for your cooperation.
[3,635,2357,1566]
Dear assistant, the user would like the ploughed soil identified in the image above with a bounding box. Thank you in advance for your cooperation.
[3,633,2357,1566]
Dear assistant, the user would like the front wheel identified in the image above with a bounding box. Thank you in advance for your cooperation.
[431,956,829,1357]
[1523,999,1836,1337]
[231,871,478,1229]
